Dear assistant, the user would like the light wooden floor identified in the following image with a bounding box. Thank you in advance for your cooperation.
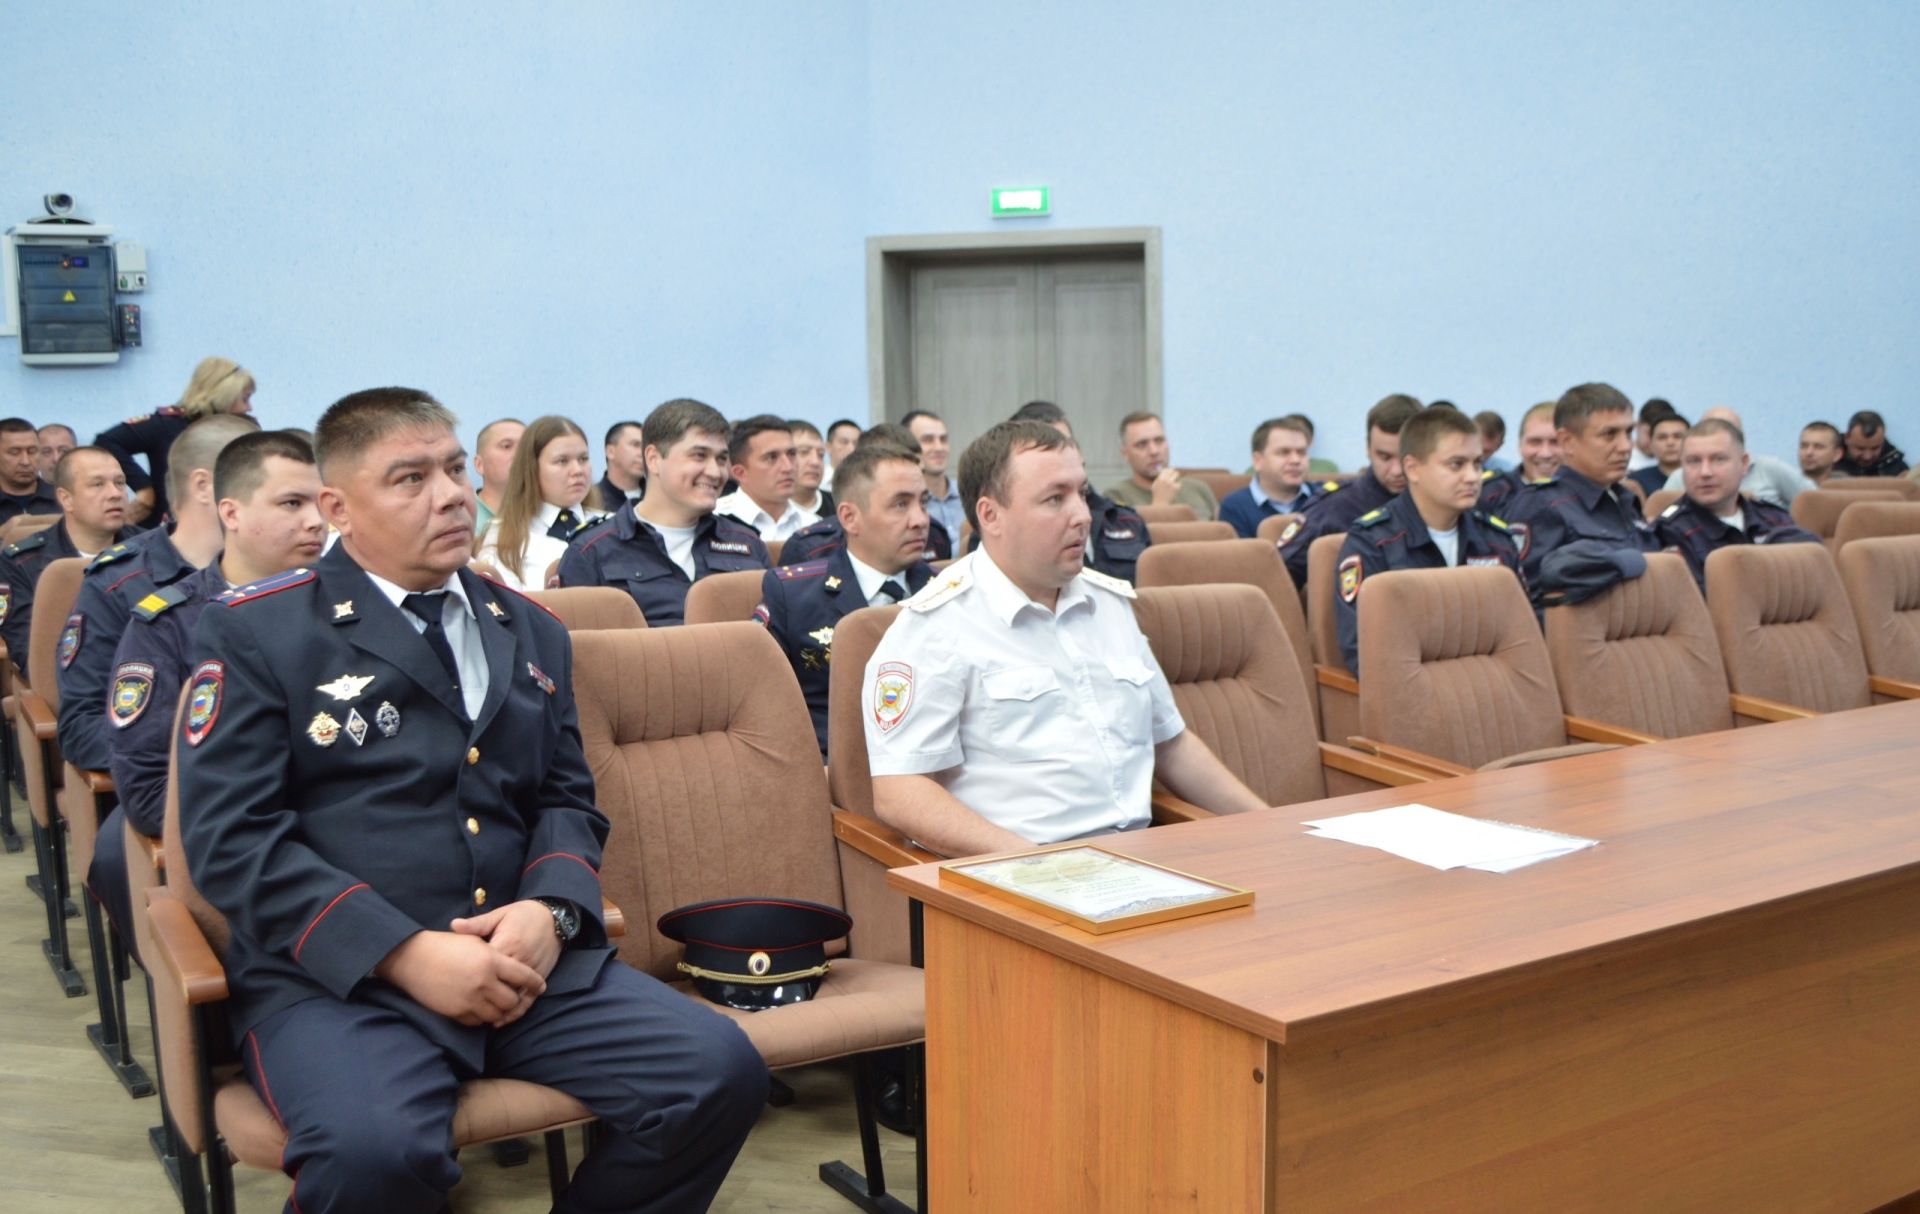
[0,802,917,1213]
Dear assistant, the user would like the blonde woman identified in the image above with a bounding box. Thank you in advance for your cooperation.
[96,356,256,524]
[474,415,602,589]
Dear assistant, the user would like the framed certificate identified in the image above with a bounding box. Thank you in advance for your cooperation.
[939,845,1252,934]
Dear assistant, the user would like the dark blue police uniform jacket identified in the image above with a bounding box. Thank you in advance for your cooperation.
[0,480,63,527]
[1334,494,1524,673]
[753,546,933,755]
[57,528,199,772]
[556,502,768,627]
[1277,471,1396,586]
[94,405,191,522]
[1503,467,1661,605]
[1476,467,1536,516]
[780,515,951,566]
[179,546,611,1062]
[1653,494,1819,590]
[0,519,134,663]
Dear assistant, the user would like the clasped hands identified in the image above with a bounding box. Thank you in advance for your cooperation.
[376,899,561,1028]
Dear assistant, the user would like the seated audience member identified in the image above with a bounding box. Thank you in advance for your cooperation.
[715,415,817,541]
[598,420,648,511]
[1506,383,1661,605]
[180,386,764,1214]
[1335,409,1523,673]
[1655,419,1818,589]
[1627,397,1672,473]
[559,398,768,627]
[472,418,525,536]
[97,431,325,952]
[781,424,952,565]
[1835,409,1908,477]
[36,423,76,484]
[96,355,255,526]
[756,441,934,756]
[1287,413,1340,476]
[0,448,139,662]
[862,420,1267,856]
[822,418,861,491]
[1219,417,1319,538]
[903,410,965,539]
[1103,411,1220,521]
[1659,406,1812,506]
[1276,394,1424,585]
[58,414,257,773]
[1799,421,1847,484]
[0,417,61,525]
[1628,407,1689,497]
[475,416,602,590]
[788,419,833,517]
[1009,401,1152,583]
[1475,410,1511,473]
[1478,401,1561,513]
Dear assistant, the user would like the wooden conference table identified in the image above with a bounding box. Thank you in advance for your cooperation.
[890,701,1920,1212]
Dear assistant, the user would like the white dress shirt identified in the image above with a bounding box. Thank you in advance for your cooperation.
[475,500,595,591]
[363,569,488,720]
[715,489,819,543]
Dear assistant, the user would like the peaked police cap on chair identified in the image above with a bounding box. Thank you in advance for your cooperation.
[657,897,852,1011]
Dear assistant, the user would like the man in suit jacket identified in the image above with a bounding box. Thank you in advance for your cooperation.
[180,388,764,1214]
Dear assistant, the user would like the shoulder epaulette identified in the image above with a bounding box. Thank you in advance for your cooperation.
[121,413,152,426]
[155,406,185,418]
[1321,480,1343,493]
[85,543,138,573]
[132,582,191,620]
[774,560,830,582]
[1660,502,1684,520]
[1485,515,1510,532]
[4,531,50,557]
[1481,469,1498,482]
[473,572,560,623]
[1526,476,1558,487]
[1078,567,1137,600]
[1355,508,1390,528]
[215,566,315,606]
[905,567,972,613]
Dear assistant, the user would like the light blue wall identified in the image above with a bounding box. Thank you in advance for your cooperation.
[4,2,1915,474]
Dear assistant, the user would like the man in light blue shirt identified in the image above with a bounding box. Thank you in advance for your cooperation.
[904,409,965,540]
[1219,417,1323,538]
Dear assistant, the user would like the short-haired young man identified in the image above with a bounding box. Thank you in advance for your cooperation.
[787,419,834,517]
[1474,410,1511,473]
[755,442,934,756]
[715,414,817,541]
[901,409,965,540]
[1799,421,1847,484]
[779,425,953,566]
[1334,409,1522,672]
[0,447,139,662]
[36,423,76,484]
[862,420,1267,856]
[180,387,766,1213]
[559,399,769,627]
[598,420,647,510]
[0,417,60,525]
[472,418,525,536]
[1654,419,1818,589]
[1104,411,1220,521]
[1629,409,1690,498]
[1835,409,1909,477]
[1627,398,1674,474]
[1276,394,1423,586]
[1218,416,1316,538]
[1004,401,1153,583]
[822,418,861,491]
[1476,401,1562,513]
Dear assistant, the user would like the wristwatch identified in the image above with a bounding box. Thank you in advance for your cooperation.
[535,897,581,945]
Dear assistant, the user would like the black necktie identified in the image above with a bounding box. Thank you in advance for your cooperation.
[547,509,580,540]
[400,592,462,692]
[874,579,908,606]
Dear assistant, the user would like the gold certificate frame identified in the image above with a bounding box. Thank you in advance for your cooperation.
[938,844,1253,934]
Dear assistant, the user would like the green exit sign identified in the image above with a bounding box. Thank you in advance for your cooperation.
[991,186,1050,217]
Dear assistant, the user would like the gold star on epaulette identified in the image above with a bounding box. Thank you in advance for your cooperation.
[824,576,841,590]
[333,600,354,619]
[486,601,505,618]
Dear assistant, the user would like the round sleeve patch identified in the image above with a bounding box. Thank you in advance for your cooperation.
[184,661,224,747]
[57,613,83,669]
[872,661,914,733]
[110,662,157,728]
[0,582,11,625]
[1338,554,1363,604]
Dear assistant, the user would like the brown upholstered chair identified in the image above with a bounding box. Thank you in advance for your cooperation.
[1641,488,1684,521]
[1180,469,1250,503]
[1837,536,1920,701]
[1255,513,1303,544]
[0,510,61,546]
[1140,520,1234,546]
[1620,477,1647,507]
[1354,567,1626,773]
[1822,476,1920,500]
[524,586,647,630]
[570,623,925,1210]
[1135,538,1317,733]
[0,642,22,853]
[60,727,150,1094]
[1789,488,1901,541]
[682,568,767,625]
[16,556,86,997]
[1701,543,1916,720]
[1832,501,1920,553]
[541,556,562,589]
[142,686,610,1214]
[1304,533,1359,744]
[766,538,785,566]
[1133,503,1198,524]
[1543,553,1737,738]
[467,558,506,581]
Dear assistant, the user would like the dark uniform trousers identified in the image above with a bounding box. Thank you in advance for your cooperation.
[556,502,768,627]
[754,546,933,754]
[1653,494,1820,590]
[181,546,766,1213]
[1503,466,1662,605]
[1333,494,1524,673]
[961,489,1151,583]
[1277,470,1397,586]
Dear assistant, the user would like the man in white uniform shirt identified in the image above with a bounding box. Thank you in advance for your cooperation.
[862,420,1267,856]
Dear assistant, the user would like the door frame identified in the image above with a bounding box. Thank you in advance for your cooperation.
[865,227,1163,422]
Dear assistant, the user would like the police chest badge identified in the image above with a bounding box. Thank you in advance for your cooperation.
[1509,522,1531,561]
[1338,555,1363,604]
[57,613,83,669]
[307,712,342,747]
[375,701,401,737]
[0,582,10,625]
[184,661,223,747]
[1278,520,1302,546]
[111,662,157,728]
[872,661,914,733]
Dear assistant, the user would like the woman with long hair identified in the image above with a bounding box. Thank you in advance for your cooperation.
[474,414,602,589]
[95,355,256,525]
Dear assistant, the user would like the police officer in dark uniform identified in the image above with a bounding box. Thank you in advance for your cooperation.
[1004,400,1155,583]
[755,442,934,755]
[1335,409,1523,672]
[557,398,769,626]
[94,355,257,526]
[0,416,63,526]
[781,420,953,567]
[1276,394,1424,585]
[180,387,764,1214]
[1503,383,1662,606]
[56,416,253,772]
[0,448,137,663]
[1654,417,1819,590]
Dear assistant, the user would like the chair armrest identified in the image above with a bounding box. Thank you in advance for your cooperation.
[1727,693,1818,723]
[136,830,165,874]
[1314,664,1359,695]
[1317,741,1440,787]
[1344,736,1474,779]
[1562,715,1662,746]
[1150,788,1215,826]
[83,768,115,794]
[18,688,56,741]
[832,809,943,869]
[601,898,625,939]
[1868,676,1920,700]
[145,890,229,1005]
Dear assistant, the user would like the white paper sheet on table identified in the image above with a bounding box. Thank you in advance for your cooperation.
[1301,803,1597,872]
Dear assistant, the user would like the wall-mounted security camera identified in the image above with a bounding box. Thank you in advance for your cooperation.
[43,193,75,218]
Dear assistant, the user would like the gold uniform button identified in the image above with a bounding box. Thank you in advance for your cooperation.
[474,888,487,906]
[466,817,480,835]
[466,747,480,766]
